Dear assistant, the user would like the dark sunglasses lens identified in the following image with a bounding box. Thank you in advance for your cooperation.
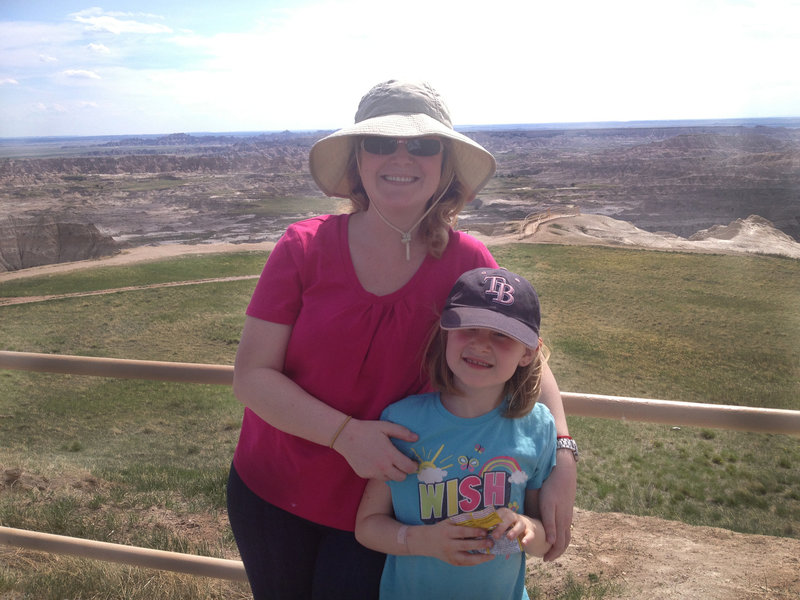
[362,137,398,155]
[406,138,442,156]
[361,137,442,157]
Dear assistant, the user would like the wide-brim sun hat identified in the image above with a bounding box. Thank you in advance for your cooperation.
[309,80,496,201]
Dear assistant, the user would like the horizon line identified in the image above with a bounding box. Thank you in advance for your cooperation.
[2,115,800,143]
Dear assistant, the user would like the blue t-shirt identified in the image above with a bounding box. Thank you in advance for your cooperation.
[381,392,557,600]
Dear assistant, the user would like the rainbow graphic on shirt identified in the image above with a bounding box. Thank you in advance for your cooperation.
[480,456,529,485]
[479,456,519,476]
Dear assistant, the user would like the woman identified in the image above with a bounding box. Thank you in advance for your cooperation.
[227,79,576,599]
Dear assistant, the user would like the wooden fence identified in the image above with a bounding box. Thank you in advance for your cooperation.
[1,349,798,580]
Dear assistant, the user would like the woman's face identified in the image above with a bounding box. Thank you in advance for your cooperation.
[357,137,443,223]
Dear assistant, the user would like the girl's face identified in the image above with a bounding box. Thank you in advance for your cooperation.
[445,328,536,396]
[358,137,443,224]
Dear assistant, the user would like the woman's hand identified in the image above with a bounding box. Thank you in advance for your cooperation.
[539,451,577,561]
[333,418,419,481]
[408,521,494,566]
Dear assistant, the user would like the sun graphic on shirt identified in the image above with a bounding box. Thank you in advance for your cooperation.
[412,444,453,484]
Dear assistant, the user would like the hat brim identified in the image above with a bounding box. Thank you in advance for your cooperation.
[309,113,495,200]
[441,306,540,349]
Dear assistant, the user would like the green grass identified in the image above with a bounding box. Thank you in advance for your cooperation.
[235,195,346,216]
[492,244,800,544]
[116,175,189,192]
[528,569,623,600]
[0,558,251,600]
[491,244,800,410]
[0,252,267,299]
[1,243,798,598]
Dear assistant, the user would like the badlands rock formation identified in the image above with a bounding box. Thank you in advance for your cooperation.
[0,216,118,272]
[514,213,800,259]
[1,123,797,270]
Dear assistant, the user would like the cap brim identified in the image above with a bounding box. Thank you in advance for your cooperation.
[309,113,495,200]
[441,307,540,348]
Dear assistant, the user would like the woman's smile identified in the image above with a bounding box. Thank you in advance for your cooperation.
[382,174,418,184]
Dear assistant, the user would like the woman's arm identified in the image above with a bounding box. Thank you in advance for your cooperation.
[536,361,577,561]
[355,479,493,565]
[538,361,568,435]
[233,316,418,481]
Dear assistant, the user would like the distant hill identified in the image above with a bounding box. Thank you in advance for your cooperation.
[0,122,797,270]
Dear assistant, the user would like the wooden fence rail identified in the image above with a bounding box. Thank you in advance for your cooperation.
[1,350,798,435]
[1,349,798,580]
[0,526,248,581]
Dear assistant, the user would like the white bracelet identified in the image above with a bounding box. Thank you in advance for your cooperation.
[397,525,409,550]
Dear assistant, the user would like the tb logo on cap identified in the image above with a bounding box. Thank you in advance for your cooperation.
[484,276,515,305]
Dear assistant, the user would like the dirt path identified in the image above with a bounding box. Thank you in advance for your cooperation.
[2,213,798,286]
[0,241,275,283]
[0,275,260,306]
[534,508,800,599]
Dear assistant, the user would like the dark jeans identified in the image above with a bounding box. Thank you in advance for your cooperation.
[227,464,385,600]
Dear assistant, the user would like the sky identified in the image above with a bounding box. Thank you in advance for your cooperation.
[1,0,799,138]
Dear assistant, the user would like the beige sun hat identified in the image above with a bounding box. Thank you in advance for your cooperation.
[309,80,496,201]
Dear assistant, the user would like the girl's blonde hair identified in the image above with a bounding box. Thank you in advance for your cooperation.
[424,327,550,418]
[343,139,469,258]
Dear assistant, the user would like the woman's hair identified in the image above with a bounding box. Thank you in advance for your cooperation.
[424,327,549,419]
[343,138,469,258]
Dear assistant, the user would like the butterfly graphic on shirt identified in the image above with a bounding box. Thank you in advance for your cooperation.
[458,455,481,472]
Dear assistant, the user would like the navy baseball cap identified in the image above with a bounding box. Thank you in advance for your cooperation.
[441,268,541,348]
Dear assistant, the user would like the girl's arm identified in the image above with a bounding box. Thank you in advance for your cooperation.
[536,361,577,561]
[355,479,494,566]
[233,316,419,481]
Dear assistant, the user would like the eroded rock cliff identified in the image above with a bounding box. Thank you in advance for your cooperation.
[0,216,118,272]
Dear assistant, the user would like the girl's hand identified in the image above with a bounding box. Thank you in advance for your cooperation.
[539,452,577,561]
[332,418,419,481]
[493,508,550,557]
[493,507,531,546]
[408,521,495,566]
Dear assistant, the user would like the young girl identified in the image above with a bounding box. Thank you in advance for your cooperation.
[355,267,560,600]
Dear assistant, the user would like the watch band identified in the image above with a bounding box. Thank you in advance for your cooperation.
[556,436,579,462]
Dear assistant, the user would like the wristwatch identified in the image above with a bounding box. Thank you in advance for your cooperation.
[556,436,579,462]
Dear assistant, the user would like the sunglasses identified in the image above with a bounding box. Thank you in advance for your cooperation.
[360,137,443,157]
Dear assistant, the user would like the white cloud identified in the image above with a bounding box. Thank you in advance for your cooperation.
[417,467,448,484]
[71,8,172,35]
[87,43,111,55]
[63,69,101,80]
[34,102,67,114]
[509,470,529,485]
[39,54,58,64]
[0,78,19,85]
